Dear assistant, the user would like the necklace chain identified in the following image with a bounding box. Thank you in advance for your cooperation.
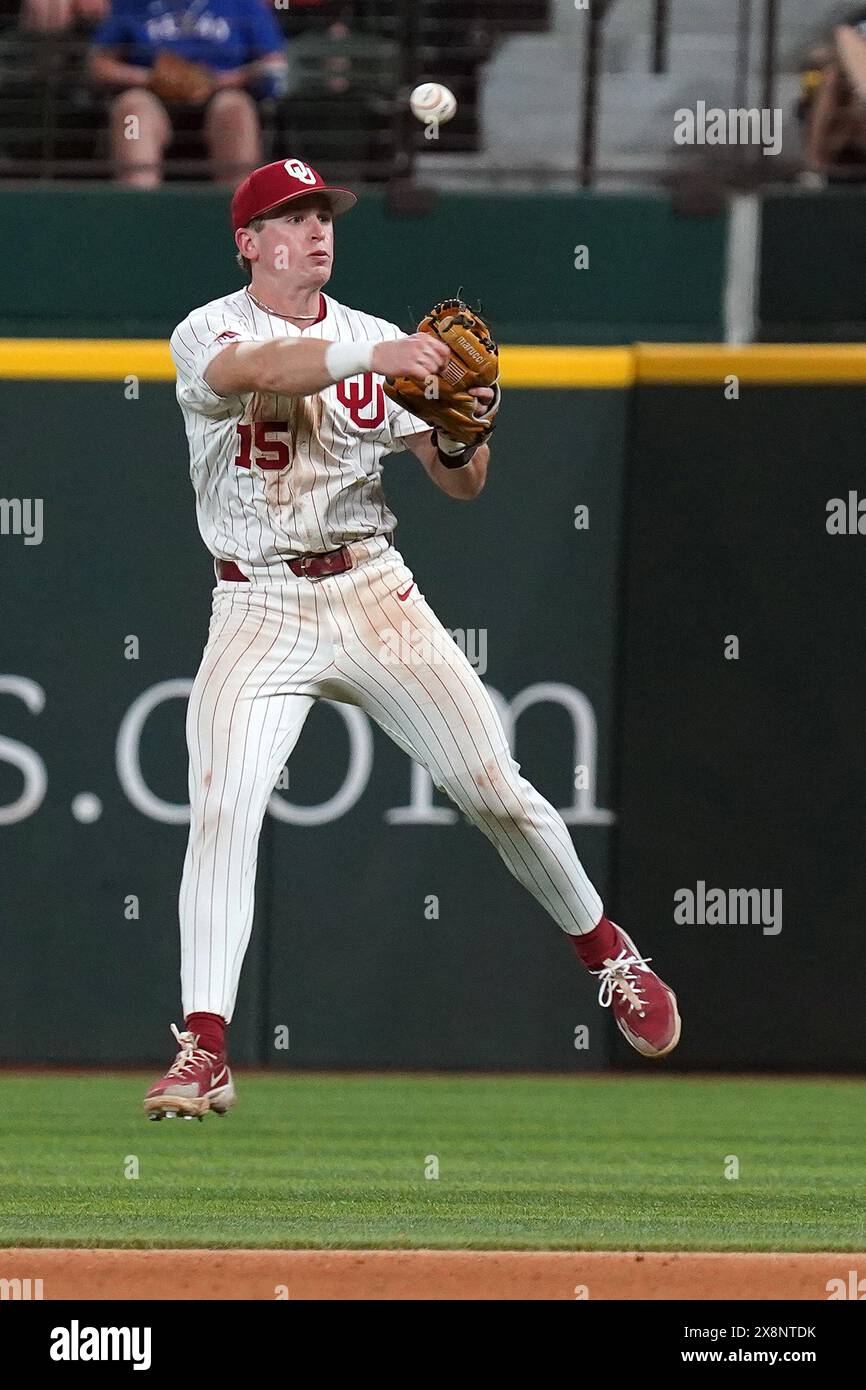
[245,288,321,321]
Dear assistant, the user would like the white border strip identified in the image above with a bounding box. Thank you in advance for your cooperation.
[724,193,761,345]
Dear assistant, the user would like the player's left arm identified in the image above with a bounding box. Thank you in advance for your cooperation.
[403,386,493,501]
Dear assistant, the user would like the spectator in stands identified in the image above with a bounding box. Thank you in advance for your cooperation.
[21,0,109,32]
[88,0,288,187]
[320,3,355,94]
[288,2,373,97]
[800,8,866,183]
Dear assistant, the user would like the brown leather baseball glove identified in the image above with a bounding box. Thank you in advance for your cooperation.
[149,50,215,105]
[383,298,500,447]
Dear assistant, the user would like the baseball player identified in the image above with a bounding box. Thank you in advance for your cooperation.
[144,158,681,1119]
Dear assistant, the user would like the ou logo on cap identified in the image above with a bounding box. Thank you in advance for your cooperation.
[284,159,317,185]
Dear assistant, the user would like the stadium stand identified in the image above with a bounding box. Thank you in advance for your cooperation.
[0,0,552,182]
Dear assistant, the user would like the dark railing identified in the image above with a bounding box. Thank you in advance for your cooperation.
[392,0,419,183]
[0,1,550,184]
[0,0,807,191]
[761,0,779,114]
[579,0,784,188]
[734,0,753,113]
[650,0,669,76]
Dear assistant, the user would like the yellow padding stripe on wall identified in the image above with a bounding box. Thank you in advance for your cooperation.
[636,344,866,384]
[1,339,866,385]
[0,339,636,386]
[0,339,174,380]
[501,346,635,387]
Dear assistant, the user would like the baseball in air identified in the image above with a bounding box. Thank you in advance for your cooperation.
[409,82,457,126]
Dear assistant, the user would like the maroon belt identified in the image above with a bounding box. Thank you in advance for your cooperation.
[218,547,354,583]
[217,533,393,583]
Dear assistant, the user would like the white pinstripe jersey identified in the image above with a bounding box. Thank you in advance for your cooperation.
[169,288,424,564]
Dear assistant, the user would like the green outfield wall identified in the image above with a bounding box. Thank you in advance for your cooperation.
[1,343,864,1069]
[0,374,625,1068]
[7,184,866,344]
[760,190,866,341]
[0,186,726,343]
[617,378,866,1071]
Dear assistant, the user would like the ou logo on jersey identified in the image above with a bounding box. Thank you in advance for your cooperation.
[337,374,385,430]
[284,159,317,185]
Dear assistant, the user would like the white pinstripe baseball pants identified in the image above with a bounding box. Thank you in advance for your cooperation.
[179,539,604,1021]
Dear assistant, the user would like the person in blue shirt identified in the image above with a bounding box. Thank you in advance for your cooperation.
[89,0,288,186]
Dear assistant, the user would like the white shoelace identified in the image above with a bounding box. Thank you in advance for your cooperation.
[593,948,652,1016]
[165,1023,216,1079]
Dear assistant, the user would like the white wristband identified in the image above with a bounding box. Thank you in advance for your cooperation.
[325,340,375,382]
[436,432,470,456]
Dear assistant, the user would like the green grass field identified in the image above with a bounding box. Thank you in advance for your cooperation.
[0,1073,863,1251]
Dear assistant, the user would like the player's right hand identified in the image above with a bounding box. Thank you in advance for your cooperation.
[372,334,450,381]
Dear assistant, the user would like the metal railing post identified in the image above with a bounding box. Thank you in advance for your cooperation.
[651,0,670,75]
[580,1,612,188]
[392,0,419,182]
[761,0,779,114]
[734,0,753,113]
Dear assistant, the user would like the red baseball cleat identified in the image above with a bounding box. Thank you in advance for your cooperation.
[592,925,681,1058]
[143,1023,236,1121]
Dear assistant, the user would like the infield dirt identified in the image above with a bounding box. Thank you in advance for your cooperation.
[0,1249,859,1300]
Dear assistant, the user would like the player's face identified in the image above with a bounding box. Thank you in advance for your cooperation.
[254,199,335,285]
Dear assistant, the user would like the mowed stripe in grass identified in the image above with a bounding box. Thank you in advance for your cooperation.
[0,1073,863,1250]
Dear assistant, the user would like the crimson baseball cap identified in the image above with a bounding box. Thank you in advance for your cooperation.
[231,158,357,231]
